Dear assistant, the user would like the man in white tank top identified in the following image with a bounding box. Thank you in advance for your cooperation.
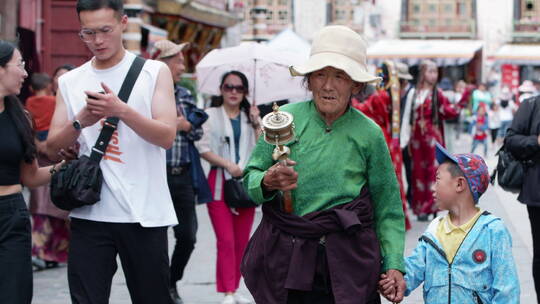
[46,1,177,303]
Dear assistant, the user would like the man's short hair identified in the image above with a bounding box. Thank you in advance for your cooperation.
[76,0,124,17]
[443,160,465,178]
[31,73,52,91]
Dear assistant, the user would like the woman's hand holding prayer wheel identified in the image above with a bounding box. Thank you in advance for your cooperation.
[262,159,298,192]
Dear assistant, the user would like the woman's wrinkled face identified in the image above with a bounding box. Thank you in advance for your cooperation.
[309,66,360,120]
[0,49,28,96]
[220,74,246,108]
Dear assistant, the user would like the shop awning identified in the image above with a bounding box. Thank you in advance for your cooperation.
[157,0,240,28]
[492,44,540,65]
[367,39,483,66]
[141,23,168,42]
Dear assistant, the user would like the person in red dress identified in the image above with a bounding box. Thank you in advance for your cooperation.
[400,60,472,221]
[352,61,413,230]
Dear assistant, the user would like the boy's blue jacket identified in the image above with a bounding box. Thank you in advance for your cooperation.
[405,211,520,304]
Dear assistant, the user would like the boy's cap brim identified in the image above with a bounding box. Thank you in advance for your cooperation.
[435,143,458,165]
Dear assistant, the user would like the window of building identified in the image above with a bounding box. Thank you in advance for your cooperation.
[267,10,273,20]
[428,4,437,13]
[267,0,273,6]
[278,10,288,20]
[335,10,347,20]
[525,0,535,11]
[278,0,287,5]
[412,3,421,14]
[443,3,453,13]
[522,0,539,17]
[457,2,467,16]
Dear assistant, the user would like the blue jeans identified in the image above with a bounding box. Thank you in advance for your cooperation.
[471,139,488,156]
[0,193,32,304]
[498,120,512,138]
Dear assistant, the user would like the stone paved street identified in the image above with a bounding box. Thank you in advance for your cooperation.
[33,135,535,303]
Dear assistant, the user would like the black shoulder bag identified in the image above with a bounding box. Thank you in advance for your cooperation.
[224,177,257,208]
[490,144,526,193]
[490,101,535,193]
[50,56,146,211]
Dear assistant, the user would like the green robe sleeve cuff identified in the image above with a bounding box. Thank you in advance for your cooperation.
[382,254,406,274]
[246,170,276,204]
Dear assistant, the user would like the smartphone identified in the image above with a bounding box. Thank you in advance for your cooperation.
[86,91,105,100]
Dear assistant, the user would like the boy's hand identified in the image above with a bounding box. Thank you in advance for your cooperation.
[378,273,396,300]
[379,269,406,303]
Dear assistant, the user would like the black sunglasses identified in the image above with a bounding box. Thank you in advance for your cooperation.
[222,84,246,93]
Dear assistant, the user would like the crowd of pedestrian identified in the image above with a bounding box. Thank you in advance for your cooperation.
[1,0,540,303]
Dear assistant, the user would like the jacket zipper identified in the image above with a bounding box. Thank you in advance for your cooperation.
[473,291,484,304]
[448,265,452,304]
[420,235,452,303]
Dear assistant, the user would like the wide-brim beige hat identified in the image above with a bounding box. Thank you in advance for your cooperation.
[152,40,189,59]
[396,62,413,80]
[290,25,381,83]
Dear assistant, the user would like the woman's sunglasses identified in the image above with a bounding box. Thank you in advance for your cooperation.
[222,84,246,93]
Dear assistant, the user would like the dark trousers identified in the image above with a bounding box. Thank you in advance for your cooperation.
[0,193,32,304]
[528,206,540,303]
[490,128,499,144]
[68,218,171,304]
[167,168,198,286]
[402,146,413,207]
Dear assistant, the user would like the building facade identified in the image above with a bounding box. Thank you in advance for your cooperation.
[240,0,292,40]
[400,0,476,39]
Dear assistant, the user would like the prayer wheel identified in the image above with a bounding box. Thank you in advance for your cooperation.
[261,103,295,213]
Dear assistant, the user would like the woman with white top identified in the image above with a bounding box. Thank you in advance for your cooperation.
[488,102,502,146]
[197,70,260,304]
[497,90,517,144]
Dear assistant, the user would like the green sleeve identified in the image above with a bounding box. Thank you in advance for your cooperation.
[243,136,278,204]
[366,128,406,273]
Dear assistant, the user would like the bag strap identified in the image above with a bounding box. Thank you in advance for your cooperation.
[89,56,146,162]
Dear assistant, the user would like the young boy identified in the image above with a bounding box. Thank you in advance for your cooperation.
[25,73,56,142]
[380,143,519,303]
[470,103,489,157]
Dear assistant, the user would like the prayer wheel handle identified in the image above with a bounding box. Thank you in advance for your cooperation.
[262,103,296,214]
[273,146,294,214]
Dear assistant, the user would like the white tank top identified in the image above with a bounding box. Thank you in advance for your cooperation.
[58,51,177,227]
